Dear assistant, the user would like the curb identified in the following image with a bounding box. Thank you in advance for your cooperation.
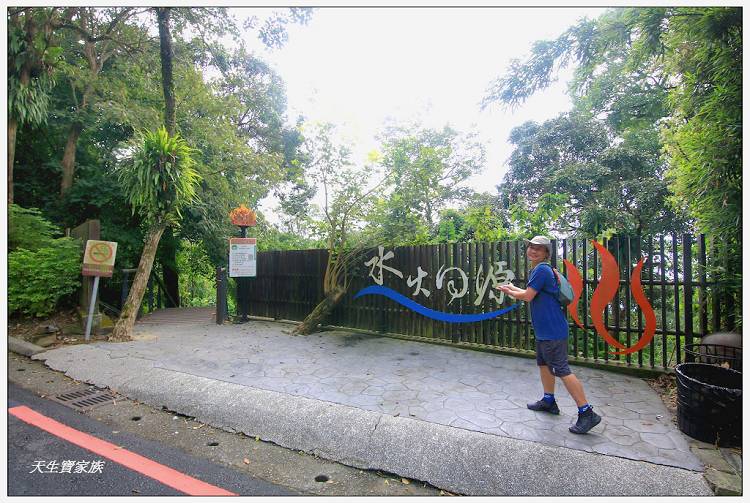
[8,337,47,357]
[689,443,743,496]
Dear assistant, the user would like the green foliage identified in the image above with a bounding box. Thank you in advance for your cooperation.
[8,237,82,318]
[7,8,62,126]
[435,209,468,243]
[508,193,568,238]
[299,122,384,252]
[9,204,60,251]
[483,7,741,327]
[370,124,485,245]
[255,215,321,252]
[176,240,216,306]
[464,204,511,242]
[117,127,202,226]
[502,113,686,236]
[660,8,742,275]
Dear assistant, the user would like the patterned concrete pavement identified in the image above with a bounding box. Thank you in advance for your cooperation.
[78,314,702,472]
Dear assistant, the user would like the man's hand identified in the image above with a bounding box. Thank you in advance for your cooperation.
[496,283,521,299]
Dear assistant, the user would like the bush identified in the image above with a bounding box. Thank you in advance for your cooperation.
[8,237,83,318]
[9,204,59,252]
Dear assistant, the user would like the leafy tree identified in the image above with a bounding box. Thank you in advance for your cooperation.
[483,7,741,324]
[110,128,201,340]
[507,193,568,238]
[659,8,742,302]
[8,7,65,204]
[293,122,386,335]
[160,10,311,299]
[176,239,216,306]
[52,7,149,196]
[374,124,485,245]
[433,193,512,244]
[10,7,313,316]
[501,113,685,236]
[435,209,469,243]
[462,193,511,242]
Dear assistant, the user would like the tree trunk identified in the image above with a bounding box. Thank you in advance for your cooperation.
[160,227,180,307]
[8,116,17,205]
[8,63,31,206]
[60,121,83,196]
[293,285,347,335]
[156,7,176,136]
[110,222,167,341]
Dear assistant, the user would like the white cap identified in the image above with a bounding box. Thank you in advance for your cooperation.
[523,235,553,257]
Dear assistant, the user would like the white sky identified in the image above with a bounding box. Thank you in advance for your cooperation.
[235,7,609,220]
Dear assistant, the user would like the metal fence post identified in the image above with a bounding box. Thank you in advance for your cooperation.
[120,269,131,309]
[147,276,154,312]
[216,266,227,324]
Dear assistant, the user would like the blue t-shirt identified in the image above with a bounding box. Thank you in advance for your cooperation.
[527,262,568,340]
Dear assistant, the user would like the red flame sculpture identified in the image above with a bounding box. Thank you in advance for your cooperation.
[565,240,656,355]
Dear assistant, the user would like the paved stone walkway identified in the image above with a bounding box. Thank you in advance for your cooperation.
[88,317,701,471]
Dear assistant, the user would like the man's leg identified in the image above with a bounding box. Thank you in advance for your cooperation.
[527,364,561,414]
[559,373,588,407]
[560,372,601,434]
[539,365,556,394]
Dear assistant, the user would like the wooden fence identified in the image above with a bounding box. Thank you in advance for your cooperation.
[233,234,736,371]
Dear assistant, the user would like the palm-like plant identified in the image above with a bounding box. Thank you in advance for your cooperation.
[110,127,201,341]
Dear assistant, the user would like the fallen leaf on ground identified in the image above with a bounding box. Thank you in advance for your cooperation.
[401,478,410,485]
[243,458,250,464]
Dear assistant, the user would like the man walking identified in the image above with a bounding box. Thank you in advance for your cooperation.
[497,235,601,434]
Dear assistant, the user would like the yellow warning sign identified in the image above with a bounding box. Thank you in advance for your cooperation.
[83,240,117,277]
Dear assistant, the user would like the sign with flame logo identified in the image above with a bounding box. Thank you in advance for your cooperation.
[355,240,657,356]
[564,240,656,355]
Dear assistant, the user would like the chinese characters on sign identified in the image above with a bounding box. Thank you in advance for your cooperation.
[364,246,516,306]
[30,460,106,474]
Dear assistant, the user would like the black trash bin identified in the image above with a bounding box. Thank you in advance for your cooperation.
[675,363,742,447]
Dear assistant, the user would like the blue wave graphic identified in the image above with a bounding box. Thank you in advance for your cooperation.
[354,285,522,323]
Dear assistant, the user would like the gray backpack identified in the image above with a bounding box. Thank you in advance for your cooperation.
[541,263,574,306]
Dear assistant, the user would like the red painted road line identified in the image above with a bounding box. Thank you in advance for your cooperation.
[9,405,236,496]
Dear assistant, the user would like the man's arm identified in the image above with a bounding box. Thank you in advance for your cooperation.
[497,283,538,302]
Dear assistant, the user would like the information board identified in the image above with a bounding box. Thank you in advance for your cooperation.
[229,238,257,277]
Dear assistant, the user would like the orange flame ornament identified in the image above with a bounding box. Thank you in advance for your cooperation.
[230,204,256,227]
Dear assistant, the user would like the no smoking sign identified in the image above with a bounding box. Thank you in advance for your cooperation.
[82,240,118,277]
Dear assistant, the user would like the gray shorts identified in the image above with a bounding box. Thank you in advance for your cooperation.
[535,339,572,377]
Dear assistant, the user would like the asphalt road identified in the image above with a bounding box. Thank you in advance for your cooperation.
[8,382,296,496]
[7,353,443,496]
